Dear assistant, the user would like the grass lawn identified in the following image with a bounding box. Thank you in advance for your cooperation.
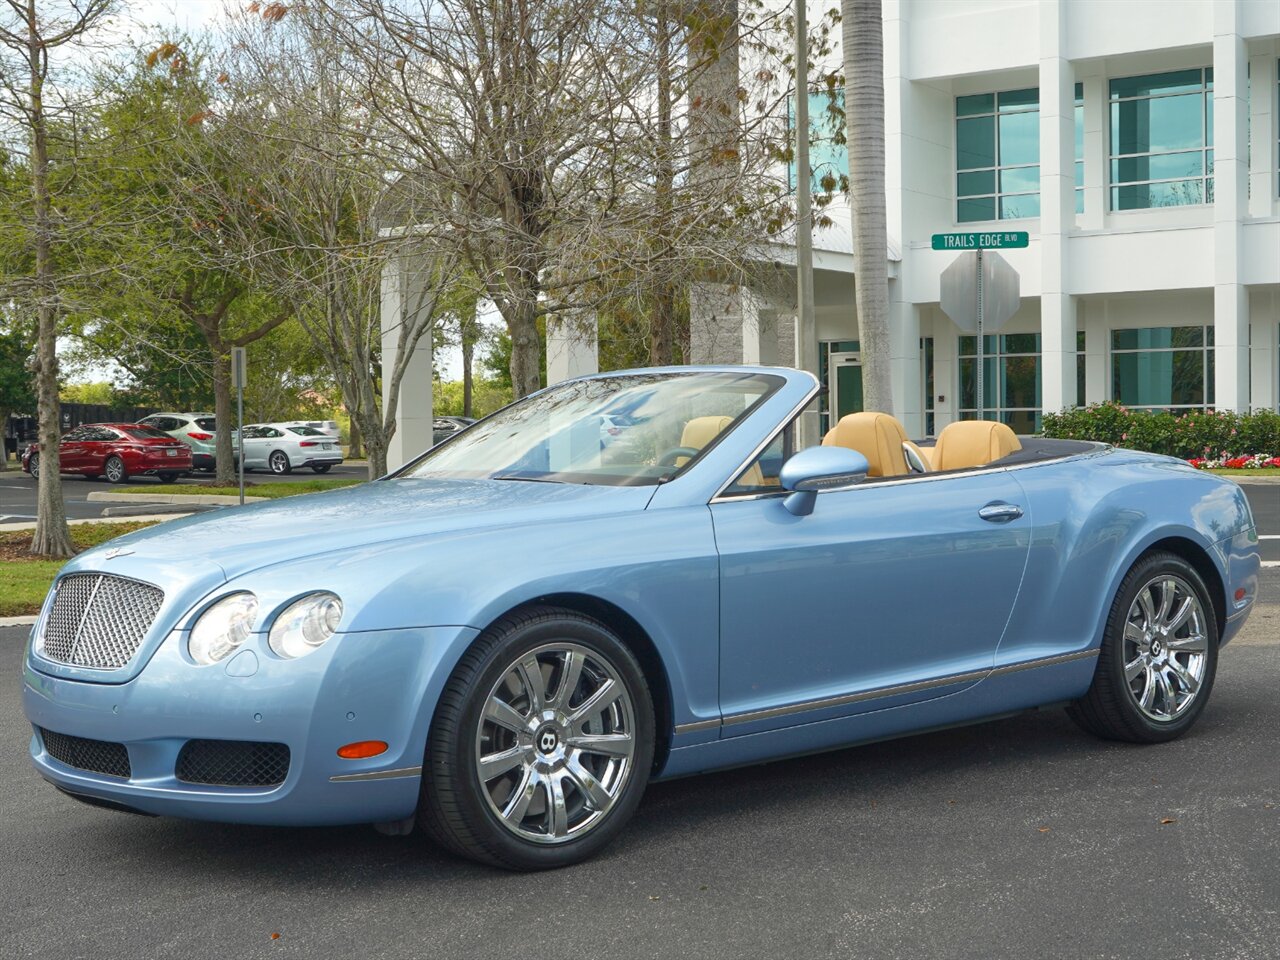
[117,478,362,499]
[0,521,160,617]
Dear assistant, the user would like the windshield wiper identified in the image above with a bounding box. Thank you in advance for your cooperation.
[492,473,568,484]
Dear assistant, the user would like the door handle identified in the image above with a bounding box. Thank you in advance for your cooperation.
[979,501,1023,523]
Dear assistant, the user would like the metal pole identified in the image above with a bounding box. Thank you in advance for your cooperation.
[793,0,820,447]
[237,380,245,506]
[975,248,985,422]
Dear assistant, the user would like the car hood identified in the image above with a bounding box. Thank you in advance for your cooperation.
[66,478,658,585]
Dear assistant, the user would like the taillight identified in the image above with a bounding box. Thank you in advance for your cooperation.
[187,432,213,441]
[299,441,318,447]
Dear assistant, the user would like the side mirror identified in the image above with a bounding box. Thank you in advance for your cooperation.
[779,446,869,516]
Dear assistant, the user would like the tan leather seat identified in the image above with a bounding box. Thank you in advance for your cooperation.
[821,412,910,478]
[678,415,764,486]
[931,420,1022,471]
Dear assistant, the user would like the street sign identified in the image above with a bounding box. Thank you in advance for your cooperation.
[939,251,1021,334]
[231,347,247,389]
[931,231,1029,251]
[939,250,1021,421]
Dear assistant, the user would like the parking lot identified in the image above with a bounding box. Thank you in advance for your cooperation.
[0,462,371,524]
[0,480,1277,958]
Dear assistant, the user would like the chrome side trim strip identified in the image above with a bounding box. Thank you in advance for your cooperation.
[330,765,423,783]
[673,718,721,736]
[678,649,1101,733]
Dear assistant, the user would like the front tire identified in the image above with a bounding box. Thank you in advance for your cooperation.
[420,606,655,871]
[28,453,38,479]
[104,456,128,484]
[268,451,292,475]
[1067,551,1218,743]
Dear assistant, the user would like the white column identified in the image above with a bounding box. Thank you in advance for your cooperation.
[545,314,598,384]
[1212,5,1249,412]
[381,255,434,471]
[932,313,958,433]
[740,287,779,365]
[1039,0,1076,417]
[1083,299,1107,405]
[689,282,744,364]
[1080,75,1105,232]
[1249,296,1275,413]
[1247,53,1276,220]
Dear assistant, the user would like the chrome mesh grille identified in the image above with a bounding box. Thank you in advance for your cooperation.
[40,573,164,670]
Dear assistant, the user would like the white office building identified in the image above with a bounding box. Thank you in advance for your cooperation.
[732,0,1280,437]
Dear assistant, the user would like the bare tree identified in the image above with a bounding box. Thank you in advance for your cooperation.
[0,0,117,557]
[842,0,891,414]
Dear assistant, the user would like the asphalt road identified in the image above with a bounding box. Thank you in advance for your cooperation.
[0,462,372,523]
[1,595,1277,959]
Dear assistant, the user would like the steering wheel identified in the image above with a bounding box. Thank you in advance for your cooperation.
[657,446,700,467]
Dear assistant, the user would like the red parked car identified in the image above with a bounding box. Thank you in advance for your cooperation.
[22,423,193,484]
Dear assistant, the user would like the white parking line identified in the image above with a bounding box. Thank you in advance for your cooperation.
[1263,561,1280,568]
[1260,535,1280,540]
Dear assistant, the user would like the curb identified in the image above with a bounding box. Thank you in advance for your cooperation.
[0,616,36,628]
[88,492,265,505]
[0,513,197,533]
[1228,476,1280,485]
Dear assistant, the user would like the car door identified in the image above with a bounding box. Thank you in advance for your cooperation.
[240,427,267,467]
[58,426,90,473]
[710,451,1031,737]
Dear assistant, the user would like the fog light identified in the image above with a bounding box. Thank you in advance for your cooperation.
[337,740,388,759]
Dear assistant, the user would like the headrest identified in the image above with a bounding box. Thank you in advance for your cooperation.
[932,420,1022,471]
[821,412,909,478]
[680,415,734,451]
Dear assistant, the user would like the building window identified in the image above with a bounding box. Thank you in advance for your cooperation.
[1074,83,1084,214]
[955,88,1040,223]
[958,333,1042,434]
[787,89,848,196]
[922,337,935,436]
[1109,68,1213,210]
[1111,326,1215,411]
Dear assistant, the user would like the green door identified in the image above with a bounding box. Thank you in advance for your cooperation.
[833,356,863,419]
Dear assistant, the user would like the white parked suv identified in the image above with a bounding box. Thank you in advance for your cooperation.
[234,423,344,474]
[137,412,218,471]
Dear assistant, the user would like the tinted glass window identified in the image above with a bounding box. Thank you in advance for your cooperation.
[241,426,267,439]
[194,418,217,431]
[123,426,172,440]
[288,426,325,436]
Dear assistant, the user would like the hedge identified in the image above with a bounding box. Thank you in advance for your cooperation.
[1042,403,1280,461]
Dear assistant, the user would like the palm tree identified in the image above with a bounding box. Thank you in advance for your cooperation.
[841,0,892,415]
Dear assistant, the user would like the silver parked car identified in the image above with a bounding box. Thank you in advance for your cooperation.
[277,419,341,440]
[236,423,344,474]
[136,412,218,471]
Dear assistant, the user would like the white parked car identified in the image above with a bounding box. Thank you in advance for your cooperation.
[235,423,344,475]
[277,419,341,441]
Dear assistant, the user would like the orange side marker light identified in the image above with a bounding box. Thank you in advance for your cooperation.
[337,740,388,759]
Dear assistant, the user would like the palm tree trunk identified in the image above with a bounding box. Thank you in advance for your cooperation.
[842,0,892,415]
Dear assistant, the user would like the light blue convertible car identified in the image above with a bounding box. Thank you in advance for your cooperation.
[22,367,1260,869]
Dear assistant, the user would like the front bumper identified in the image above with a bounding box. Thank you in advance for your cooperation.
[23,624,477,826]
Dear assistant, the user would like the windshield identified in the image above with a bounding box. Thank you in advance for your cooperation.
[399,372,783,486]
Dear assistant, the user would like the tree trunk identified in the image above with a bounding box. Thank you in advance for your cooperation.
[26,0,72,558]
[650,3,676,366]
[0,408,10,471]
[347,415,362,460]
[842,0,892,415]
[461,331,475,419]
[507,297,542,400]
[211,350,235,485]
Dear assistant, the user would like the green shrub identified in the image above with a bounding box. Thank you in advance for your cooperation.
[1042,403,1279,460]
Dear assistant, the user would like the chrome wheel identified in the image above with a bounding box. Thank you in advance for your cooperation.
[475,642,636,845]
[269,451,290,474]
[1123,575,1209,722]
[104,457,125,483]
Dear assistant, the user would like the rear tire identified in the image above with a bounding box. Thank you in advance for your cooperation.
[1067,551,1218,743]
[157,472,178,483]
[104,456,128,484]
[312,464,332,474]
[28,453,38,479]
[419,606,654,871]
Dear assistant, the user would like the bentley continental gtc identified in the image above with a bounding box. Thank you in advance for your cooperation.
[22,367,1260,870]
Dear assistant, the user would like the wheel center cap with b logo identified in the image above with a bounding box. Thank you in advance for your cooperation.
[536,726,560,755]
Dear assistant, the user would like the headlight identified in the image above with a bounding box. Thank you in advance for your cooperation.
[189,593,259,665]
[269,593,342,659]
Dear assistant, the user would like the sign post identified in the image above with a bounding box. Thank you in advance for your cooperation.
[936,234,1023,423]
[231,347,247,506]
